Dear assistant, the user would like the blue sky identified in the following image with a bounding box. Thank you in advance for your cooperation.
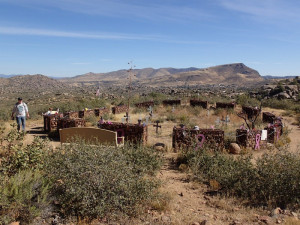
[0,0,300,77]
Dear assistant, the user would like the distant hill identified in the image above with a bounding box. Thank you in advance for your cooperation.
[60,67,200,83]
[0,63,267,90]
[0,74,68,94]
[141,63,264,87]
[0,74,20,78]
[60,63,264,87]
[263,75,298,80]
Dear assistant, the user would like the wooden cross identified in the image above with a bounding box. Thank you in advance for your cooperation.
[124,112,130,123]
[138,119,142,125]
[215,117,220,128]
[225,115,230,126]
[153,120,161,134]
[148,106,153,118]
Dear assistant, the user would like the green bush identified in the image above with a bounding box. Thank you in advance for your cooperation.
[1,137,49,176]
[0,170,50,224]
[184,149,300,208]
[45,143,162,219]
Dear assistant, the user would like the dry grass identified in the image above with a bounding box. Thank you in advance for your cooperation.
[284,218,300,225]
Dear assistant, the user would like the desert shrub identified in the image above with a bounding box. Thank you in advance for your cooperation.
[0,108,10,121]
[262,99,297,111]
[255,152,300,208]
[44,143,162,219]
[184,149,300,208]
[84,115,99,126]
[213,108,223,116]
[102,113,115,121]
[121,144,163,175]
[166,113,176,122]
[178,114,190,124]
[274,127,291,150]
[0,170,50,224]
[148,92,167,105]
[236,94,260,107]
[132,107,146,114]
[186,106,202,117]
[1,136,49,176]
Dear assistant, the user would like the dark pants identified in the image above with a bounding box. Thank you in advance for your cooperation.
[16,116,26,131]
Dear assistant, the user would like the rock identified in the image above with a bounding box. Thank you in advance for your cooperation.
[179,163,188,171]
[258,216,271,224]
[161,215,171,223]
[285,85,299,92]
[270,207,282,217]
[278,92,290,99]
[153,143,166,152]
[200,220,208,225]
[291,212,298,218]
[191,222,200,225]
[229,143,241,154]
[9,222,20,225]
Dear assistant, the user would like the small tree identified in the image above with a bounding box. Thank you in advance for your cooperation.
[237,103,262,130]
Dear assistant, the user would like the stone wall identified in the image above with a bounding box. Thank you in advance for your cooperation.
[172,127,224,151]
[265,125,282,143]
[236,129,267,149]
[262,112,276,123]
[216,102,235,109]
[162,100,181,106]
[79,109,94,118]
[63,111,79,119]
[57,118,86,130]
[43,115,60,132]
[99,122,148,145]
[135,101,154,108]
[94,107,110,117]
[190,100,208,109]
[112,105,129,114]
[242,106,260,119]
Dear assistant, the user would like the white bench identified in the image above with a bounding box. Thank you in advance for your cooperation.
[59,127,124,147]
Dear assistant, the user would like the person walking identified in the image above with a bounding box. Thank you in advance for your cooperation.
[11,97,30,132]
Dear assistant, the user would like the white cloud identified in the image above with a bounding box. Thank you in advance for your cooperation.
[71,62,92,65]
[0,0,211,22]
[0,26,216,45]
[0,26,162,41]
[218,0,300,22]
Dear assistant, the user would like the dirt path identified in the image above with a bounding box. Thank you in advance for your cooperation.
[152,153,272,225]
[283,116,300,153]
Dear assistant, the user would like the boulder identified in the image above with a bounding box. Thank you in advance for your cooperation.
[153,143,166,152]
[229,143,241,154]
[277,92,290,99]
[285,85,299,92]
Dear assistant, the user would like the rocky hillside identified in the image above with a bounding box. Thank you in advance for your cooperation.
[140,63,264,87]
[60,67,200,83]
[61,63,264,87]
[252,77,300,100]
[0,74,68,94]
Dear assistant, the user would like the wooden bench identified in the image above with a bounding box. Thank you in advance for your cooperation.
[59,127,124,147]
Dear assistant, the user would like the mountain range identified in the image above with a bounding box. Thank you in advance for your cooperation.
[0,63,282,90]
[59,63,264,87]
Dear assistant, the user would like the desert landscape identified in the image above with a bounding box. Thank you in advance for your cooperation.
[1,1,300,224]
[1,65,300,224]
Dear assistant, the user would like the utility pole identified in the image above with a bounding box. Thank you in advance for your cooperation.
[127,61,136,123]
